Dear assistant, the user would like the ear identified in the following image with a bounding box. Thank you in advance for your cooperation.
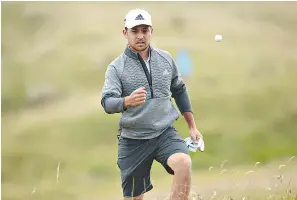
[150,27,153,34]
[122,29,128,39]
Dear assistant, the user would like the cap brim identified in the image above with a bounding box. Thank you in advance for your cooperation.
[126,20,152,29]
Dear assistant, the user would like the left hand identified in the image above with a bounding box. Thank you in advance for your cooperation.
[189,128,203,144]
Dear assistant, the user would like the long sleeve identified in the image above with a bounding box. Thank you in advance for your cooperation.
[170,57,193,114]
[101,65,125,114]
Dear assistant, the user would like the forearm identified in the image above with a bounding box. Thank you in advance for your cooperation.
[101,96,125,114]
[173,89,192,114]
[183,112,197,130]
[173,88,196,129]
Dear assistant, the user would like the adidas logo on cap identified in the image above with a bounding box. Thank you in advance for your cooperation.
[135,14,145,20]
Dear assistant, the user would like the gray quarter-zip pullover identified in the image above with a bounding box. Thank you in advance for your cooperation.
[101,45,192,139]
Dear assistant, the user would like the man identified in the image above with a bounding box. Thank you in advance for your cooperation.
[101,8,203,200]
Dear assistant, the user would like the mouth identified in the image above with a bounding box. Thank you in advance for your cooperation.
[136,41,145,45]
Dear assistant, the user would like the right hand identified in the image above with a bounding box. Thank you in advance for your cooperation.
[124,87,147,108]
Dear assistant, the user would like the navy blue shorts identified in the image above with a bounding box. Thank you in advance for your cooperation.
[117,126,189,198]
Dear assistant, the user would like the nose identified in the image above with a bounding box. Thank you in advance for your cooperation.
[137,32,144,39]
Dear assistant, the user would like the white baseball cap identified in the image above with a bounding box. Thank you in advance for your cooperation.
[124,8,152,29]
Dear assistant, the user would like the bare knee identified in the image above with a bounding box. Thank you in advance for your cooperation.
[133,195,144,200]
[124,194,144,200]
[167,153,192,173]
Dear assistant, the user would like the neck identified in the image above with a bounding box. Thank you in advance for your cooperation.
[139,48,149,61]
[128,45,150,60]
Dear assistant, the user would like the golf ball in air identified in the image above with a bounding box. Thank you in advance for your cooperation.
[215,35,222,42]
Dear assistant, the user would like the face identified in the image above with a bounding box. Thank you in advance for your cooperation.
[123,25,153,52]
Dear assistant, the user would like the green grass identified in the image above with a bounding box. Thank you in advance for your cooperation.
[1,1,297,199]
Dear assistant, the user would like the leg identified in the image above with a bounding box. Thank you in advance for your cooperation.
[117,136,156,199]
[155,126,191,200]
[167,153,192,200]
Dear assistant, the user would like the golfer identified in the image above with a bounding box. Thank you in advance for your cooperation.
[101,8,203,200]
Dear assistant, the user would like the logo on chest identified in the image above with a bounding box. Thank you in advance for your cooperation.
[163,69,169,76]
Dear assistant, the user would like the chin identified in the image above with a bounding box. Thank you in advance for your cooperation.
[132,44,149,52]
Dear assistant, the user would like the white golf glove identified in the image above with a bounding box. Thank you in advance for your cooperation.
[184,137,205,152]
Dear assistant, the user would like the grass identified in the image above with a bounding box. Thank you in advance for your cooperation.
[145,158,297,200]
[1,1,297,199]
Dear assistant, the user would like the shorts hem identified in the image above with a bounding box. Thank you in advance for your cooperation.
[123,185,153,198]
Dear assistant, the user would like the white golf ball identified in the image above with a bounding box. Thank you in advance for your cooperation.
[215,35,222,42]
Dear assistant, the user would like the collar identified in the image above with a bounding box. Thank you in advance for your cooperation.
[124,44,153,60]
